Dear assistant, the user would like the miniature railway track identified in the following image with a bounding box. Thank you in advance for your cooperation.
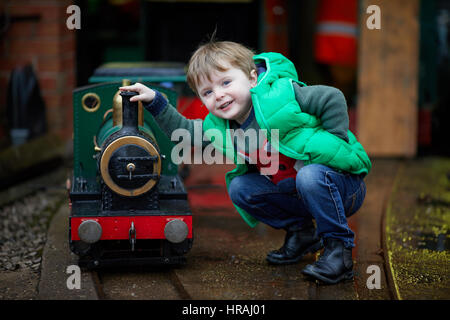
[168,269,192,299]
[89,267,192,300]
[90,270,107,300]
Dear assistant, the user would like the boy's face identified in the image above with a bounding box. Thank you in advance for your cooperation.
[196,63,258,124]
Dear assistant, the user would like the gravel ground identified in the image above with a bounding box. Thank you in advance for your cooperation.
[0,189,65,271]
[0,188,66,299]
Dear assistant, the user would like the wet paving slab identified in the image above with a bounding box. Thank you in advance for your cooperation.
[351,159,400,300]
[176,214,315,300]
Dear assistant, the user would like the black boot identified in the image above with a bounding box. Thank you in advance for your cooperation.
[301,238,354,284]
[266,225,323,265]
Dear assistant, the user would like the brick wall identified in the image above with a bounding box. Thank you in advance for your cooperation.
[0,0,76,144]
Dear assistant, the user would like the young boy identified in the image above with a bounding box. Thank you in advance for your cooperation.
[120,41,371,284]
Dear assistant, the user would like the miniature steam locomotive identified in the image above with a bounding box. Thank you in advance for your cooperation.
[69,81,192,268]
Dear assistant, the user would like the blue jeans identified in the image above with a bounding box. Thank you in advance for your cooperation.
[228,164,366,248]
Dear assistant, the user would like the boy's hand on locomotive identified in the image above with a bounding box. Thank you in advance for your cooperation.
[119,82,155,103]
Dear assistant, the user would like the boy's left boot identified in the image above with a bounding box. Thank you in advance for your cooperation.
[301,238,354,284]
[266,225,323,265]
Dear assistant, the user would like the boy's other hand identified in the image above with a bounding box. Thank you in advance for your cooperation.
[119,82,155,103]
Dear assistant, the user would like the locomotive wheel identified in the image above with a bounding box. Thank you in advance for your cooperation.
[100,135,161,197]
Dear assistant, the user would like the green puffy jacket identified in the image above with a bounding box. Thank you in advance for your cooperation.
[203,52,371,227]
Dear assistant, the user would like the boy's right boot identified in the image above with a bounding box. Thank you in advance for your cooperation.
[301,238,354,284]
[266,225,323,265]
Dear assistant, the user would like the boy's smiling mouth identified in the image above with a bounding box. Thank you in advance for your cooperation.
[219,100,234,110]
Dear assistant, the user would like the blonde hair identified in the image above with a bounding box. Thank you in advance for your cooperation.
[186,41,256,95]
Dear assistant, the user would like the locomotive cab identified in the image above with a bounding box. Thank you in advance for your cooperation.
[69,82,193,268]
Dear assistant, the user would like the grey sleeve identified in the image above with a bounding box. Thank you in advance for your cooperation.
[293,83,349,142]
[144,99,209,148]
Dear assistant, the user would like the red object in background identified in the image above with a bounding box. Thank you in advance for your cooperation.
[315,0,358,66]
[70,216,192,241]
[108,0,140,20]
[264,0,289,55]
[348,108,357,136]
[177,97,209,120]
[418,109,432,146]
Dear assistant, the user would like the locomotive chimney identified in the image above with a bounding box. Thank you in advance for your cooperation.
[119,91,139,135]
